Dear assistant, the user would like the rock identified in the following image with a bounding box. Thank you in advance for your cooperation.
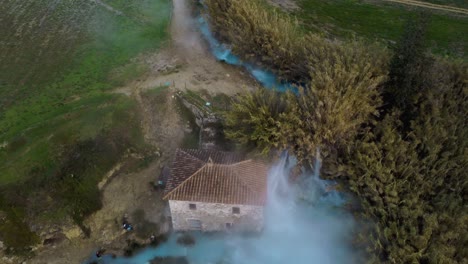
[183,124,193,133]
[0,141,7,149]
[43,233,67,246]
[2,256,13,263]
[63,226,82,240]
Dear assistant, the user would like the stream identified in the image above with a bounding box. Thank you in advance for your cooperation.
[197,17,295,92]
[83,2,354,263]
[84,155,353,264]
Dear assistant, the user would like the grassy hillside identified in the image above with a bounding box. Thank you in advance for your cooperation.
[0,0,170,183]
[297,0,468,58]
[0,0,171,253]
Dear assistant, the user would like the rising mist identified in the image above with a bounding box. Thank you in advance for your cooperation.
[90,154,360,264]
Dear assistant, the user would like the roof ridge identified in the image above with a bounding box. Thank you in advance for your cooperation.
[228,159,253,167]
[179,148,206,164]
[163,163,207,200]
[203,160,252,168]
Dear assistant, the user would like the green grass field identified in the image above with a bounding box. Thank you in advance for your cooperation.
[297,0,467,58]
[0,0,171,252]
[0,0,171,185]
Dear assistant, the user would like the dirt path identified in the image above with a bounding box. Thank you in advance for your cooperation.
[26,1,258,263]
[382,0,468,15]
[118,0,258,155]
[115,0,256,97]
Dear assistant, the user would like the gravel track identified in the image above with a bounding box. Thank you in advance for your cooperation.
[383,0,468,15]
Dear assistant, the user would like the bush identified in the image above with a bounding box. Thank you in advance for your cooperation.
[0,196,39,255]
[211,0,468,262]
[205,0,388,84]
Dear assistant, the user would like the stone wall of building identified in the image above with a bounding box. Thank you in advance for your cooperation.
[168,200,264,232]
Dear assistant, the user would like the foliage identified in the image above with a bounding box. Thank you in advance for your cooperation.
[340,60,467,262]
[290,41,386,162]
[215,0,468,262]
[206,0,310,82]
[386,13,433,117]
[224,88,297,155]
[216,0,389,162]
[0,196,40,255]
[206,0,389,83]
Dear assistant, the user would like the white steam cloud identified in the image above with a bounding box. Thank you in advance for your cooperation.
[226,154,356,264]
[89,154,359,264]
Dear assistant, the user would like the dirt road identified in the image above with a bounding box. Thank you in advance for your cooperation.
[383,0,468,15]
[27,1,257,263]
[115,0,256,98]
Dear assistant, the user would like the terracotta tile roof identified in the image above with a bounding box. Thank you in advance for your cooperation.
[163,149,268,206]
[164,149,244,194]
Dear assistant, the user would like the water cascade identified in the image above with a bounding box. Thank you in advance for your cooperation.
[84,6,356,263]
[198,17,295,92]
[85,154,357,264]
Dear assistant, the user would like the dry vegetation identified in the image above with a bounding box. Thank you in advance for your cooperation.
[209,0,467,263]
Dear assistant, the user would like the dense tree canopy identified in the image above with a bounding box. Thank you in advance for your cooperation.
[214,0,468,262]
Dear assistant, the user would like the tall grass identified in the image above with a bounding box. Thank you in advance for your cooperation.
[212,0,389,162]
[205,0,388,83]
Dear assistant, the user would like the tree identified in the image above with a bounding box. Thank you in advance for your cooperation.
[215,0,467,262]
[224,88,298,155]
[224,40,387,165]
[385,12,433,119]
[339,59,467,263]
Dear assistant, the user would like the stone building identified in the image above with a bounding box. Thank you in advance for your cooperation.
[163,149,268,232]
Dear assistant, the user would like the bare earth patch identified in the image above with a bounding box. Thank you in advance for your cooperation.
[28,0,260,263]
[115,0,256,97]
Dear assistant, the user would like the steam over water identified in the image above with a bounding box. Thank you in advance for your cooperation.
[198,17,295,92]
[86,155,357,264]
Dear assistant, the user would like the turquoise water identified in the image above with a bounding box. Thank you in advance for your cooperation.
[198,17,295,92]
[83,13,354,264]
[84,155,355,264]
[87,233,229,264]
